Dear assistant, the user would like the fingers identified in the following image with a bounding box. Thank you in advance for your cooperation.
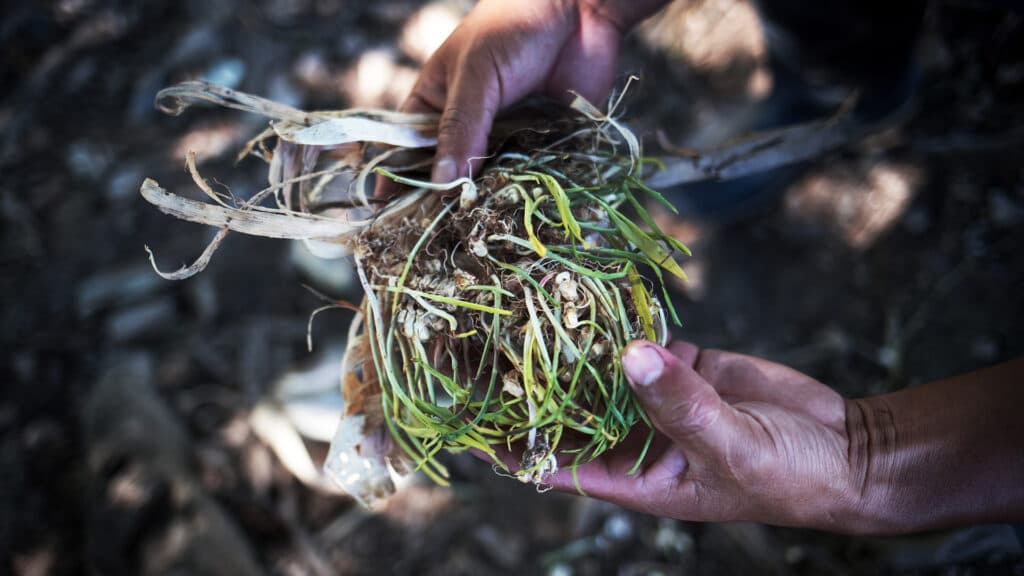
[668,340,700,367]
[372,87,443,199]
[391,43,499,185]
[545,11,620,106]
[431,55,501,183]
[471,442,626,500]
[621,341,740,454]
[686,346,846,430]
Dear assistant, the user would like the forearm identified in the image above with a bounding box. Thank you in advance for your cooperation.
[842,358,1024,534]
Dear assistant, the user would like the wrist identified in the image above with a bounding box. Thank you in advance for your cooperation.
[838,362,1024,534]
[831,397,911,535]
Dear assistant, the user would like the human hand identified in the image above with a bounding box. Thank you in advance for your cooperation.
[503,340,868,532]
[484,340,1024,534]
[399,0,666,184]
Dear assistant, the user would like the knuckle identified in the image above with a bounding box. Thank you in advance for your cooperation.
[404,88,443,114]
[658,476,683,513]
[637,471,687,518]
[438,108,471,139]
[688,479,734,522]
[694,348,725,381]
[665,388,721,438]
[729,441,770,483]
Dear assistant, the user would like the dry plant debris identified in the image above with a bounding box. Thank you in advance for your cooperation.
[140,80,694,506]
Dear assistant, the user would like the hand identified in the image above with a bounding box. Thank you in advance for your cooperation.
[485,341,1024,534]
[517,341,866,532]
[400,0,666,184]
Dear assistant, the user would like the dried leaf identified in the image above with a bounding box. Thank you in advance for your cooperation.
[274,117,436,148]
[140,178,366,240]
[570,86,641,175]
[323,415,395,507]
[157,81,311,124]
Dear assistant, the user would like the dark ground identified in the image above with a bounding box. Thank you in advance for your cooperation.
[2,1,1023,574]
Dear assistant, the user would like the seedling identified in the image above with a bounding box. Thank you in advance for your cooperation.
[141,80,689,505]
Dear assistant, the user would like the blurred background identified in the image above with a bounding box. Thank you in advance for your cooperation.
[2,0,1023,574]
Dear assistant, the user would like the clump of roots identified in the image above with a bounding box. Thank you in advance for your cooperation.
[140,80,690,503]
[350,115,688,492]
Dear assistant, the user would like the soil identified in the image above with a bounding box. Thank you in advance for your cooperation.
[1,1,1022,575]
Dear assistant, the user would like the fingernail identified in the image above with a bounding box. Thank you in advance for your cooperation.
[431,156,456,184]
[622,343,664,387]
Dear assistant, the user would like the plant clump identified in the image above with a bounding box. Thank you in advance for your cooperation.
[140,81,690,506]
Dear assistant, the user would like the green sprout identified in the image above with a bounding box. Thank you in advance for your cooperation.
[138,80,690,501]
[350,118,689,491]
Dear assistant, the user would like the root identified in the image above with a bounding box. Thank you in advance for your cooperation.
[141,80,696,503]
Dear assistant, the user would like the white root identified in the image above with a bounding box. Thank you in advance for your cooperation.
[526,399,537,449]
[353,147,400,209]
[144,227,229,280]
[569,75,642,175]
[339,309,365,382]
[307,304,343,352]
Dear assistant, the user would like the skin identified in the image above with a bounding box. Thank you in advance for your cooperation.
[407,0,1024,532]
[509,342,1024,534]
[399,0,666,183]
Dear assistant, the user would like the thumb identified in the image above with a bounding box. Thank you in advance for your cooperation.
[431,58,500,184]
[621,341,738,454]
